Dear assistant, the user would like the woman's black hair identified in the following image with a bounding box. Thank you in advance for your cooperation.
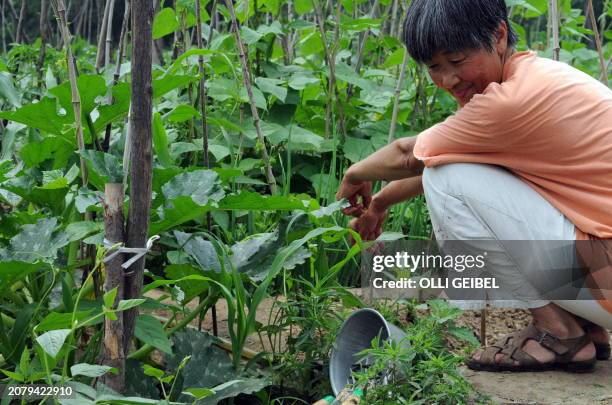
[402,0,518,63]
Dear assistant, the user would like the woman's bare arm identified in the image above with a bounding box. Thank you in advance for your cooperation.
[344,136,425,184]
[370,176,424,213]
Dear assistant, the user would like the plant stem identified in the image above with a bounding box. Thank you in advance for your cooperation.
[586,0,608,85]
[224,0,277,194]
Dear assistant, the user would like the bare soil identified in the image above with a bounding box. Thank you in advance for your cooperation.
[145,290,611,404]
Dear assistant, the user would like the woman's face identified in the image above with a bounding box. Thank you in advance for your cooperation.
[425,22,510,106]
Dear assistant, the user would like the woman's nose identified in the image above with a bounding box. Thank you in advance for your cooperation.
[442,72,461,90]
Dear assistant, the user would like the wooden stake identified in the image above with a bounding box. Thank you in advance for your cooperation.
[123,0,153,352]
[99,183,126,393]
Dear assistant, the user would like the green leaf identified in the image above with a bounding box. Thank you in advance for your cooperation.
[153,74,198,98]
[0,97,72,135]
[0,72,21,107]
[288,74,320,90]
[153,8,179,39]
[153,112,174,167]
[79,150,124,183]
[20,136,74,170]
[343,136,376,163]
[164,264,209,302]
[240,26,263,45]
[116,299,146,312]
[255,77,287,102]
[36,310,94,332]
[93,82,131,133]
[0,368,25,382]
[64,221,103,242]
[71,363,115,377]
[448,326,480,346]
[162,170,224,206]
[48,74,106,116]
[142,364,165,379]
[135,315,173,354]
[0,261,50,294]
[239,86,267,110]
[103,287,118,309]
[217,192,309,211]
[7,217,69,262]
[174,231,222,273]
[183,387,214,399]
[294,0,313,14]
[165,104,200,123]
[36,329,71,358]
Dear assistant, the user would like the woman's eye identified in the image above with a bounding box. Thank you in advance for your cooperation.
[451,59,465,64]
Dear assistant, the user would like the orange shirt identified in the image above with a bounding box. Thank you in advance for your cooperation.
[413,51,612,312]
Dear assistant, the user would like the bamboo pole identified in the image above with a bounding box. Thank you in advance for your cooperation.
[103,0,130,152]
[99,183,126,393]
[15,0,25,43]
[95,0,112,71]
[50,0,89,186]
[123,0,154,352]
[586,0,608,85]
[224,0,277,194]
[104,0,117,68]
[549,0,560,61]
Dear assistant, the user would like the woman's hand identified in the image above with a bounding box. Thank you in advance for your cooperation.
[348,205,388,242]
[336,170,372,217]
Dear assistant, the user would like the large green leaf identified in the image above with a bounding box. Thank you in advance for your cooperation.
[174,231,222,273]
[255,77,287,103]
[48,74,106,116]
[93,82,131,133]
[153,74,198,98]
[134,315,172,354]
[5,217,69,262]
[0,97,72,135]
[152,8,179,39]
[36,329,71,358]
[20,135,74,170]
[217,192,310,211]
[79,150,124,184]
[161,170,224,206]
[2,173,68,208]
[164,264,209,302]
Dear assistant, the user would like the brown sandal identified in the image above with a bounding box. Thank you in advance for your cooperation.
[466,323,596,373]
[595,342,611,361]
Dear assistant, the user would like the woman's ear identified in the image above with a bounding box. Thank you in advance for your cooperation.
[494,21,509,55]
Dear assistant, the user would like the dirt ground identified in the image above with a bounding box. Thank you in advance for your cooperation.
[145,290,611,405]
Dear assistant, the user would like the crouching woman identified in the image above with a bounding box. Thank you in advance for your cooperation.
[336,0,612,373]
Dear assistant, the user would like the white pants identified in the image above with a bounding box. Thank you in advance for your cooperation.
[422,163,612,329]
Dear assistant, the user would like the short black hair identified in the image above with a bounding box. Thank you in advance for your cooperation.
[402,0,518,63]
